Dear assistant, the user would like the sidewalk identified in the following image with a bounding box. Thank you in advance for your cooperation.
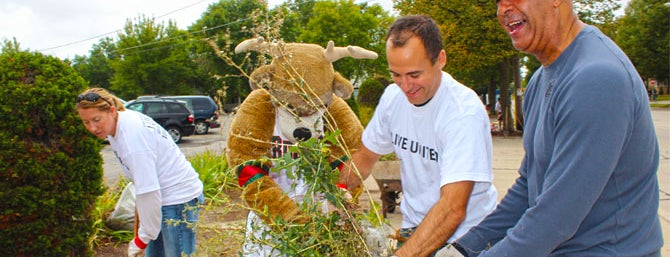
[362,135,669,255]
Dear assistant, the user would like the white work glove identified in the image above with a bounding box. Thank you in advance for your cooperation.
[434,244,465,257]
[127,237,147,257]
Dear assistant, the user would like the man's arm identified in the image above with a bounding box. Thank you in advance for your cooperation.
[338,144,380,189]
[395,181,474,257]
[454,168,530,256]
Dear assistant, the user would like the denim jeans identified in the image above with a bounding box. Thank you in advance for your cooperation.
[145,194,204,257]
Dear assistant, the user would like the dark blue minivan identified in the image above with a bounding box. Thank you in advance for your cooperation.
[162,95,220,134]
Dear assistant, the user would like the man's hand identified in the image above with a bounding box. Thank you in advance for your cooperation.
[128,237,147,257]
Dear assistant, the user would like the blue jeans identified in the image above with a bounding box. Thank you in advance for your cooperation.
[145,194,204,257]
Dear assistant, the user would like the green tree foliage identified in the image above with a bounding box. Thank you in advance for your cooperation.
[277,0,317,41]
[394,0,516,92]
[574,0,621,37]
[616,0,669,83]
[72,37,118,90]
[110,16,199,99]
[0,49,104,256]
[298,0,393,84]
[188,0,267,105]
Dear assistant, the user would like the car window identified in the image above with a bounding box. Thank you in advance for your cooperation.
[146,102,167,114]
[193,99,208,110]
[168,102,189,113]
[172,98,193,110]
[126,103,144,112]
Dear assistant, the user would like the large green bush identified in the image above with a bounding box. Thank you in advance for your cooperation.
[357,78,385,108]
[0,50,104,256]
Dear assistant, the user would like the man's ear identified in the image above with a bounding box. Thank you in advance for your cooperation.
[332,72,354,99]
[437,50,447,70]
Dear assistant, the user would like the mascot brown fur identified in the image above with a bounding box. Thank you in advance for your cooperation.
[226,37,378,225]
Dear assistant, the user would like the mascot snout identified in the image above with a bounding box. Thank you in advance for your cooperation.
[277,106,325,142]
[293,127,312,141]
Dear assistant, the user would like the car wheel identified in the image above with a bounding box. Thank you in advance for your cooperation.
[166,126,183,143]
[194,120,209,135]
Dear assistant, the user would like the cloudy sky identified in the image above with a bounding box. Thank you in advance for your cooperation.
[2,0,626,60]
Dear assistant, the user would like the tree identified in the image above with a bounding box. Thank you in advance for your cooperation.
[110,16,199,100]
[616,0,670,86]
[72,37,117,90]
[277,0,317,42]
[188,0,268,105]
[574,0,621,37]
[298,0,393,84]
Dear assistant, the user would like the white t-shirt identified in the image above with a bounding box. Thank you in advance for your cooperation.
[108,110,203,205]
[242,118,312,257]
[363,72,497,242]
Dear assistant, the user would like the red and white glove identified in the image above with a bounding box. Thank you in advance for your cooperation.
[321,183,353,213]
[127,236,147,257]
[336,183,353,202]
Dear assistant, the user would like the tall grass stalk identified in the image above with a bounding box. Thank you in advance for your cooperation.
[189,149,238,204]
[89,179,133,250]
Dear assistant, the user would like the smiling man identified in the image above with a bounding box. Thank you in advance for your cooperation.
[452,0,663,256]
[338,15,497,257]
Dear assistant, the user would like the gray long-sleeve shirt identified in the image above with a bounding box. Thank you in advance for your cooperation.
[456,25,663,256]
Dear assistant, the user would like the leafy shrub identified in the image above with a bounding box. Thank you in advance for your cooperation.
[345,96,360,117]
[188,150,237,202]
[357,78,385,108]
[0,50,104,256]
[357,106,375,127]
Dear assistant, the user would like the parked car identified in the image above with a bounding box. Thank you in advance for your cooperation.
[159,95,221,135]
[124,98,196,143]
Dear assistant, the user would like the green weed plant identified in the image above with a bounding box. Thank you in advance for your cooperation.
[189,150,238,203]
[252,131,393,256]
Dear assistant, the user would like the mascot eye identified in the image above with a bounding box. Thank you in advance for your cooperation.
[286,104,295,110]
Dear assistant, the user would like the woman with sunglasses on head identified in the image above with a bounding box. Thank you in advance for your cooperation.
[76,87,204,257]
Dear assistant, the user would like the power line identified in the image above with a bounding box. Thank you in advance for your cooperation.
[38,0,211,53]
[111,18,250,56]
[39,30,121,52]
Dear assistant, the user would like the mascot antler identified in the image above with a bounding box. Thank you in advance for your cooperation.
[234,37,277,55]
[236,37,378,63]
[323,40,378,62]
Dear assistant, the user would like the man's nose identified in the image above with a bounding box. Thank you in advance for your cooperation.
[396,76,410,90]
[496,0,511,17]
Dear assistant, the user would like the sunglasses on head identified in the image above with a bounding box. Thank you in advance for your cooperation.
[77,92,112,106]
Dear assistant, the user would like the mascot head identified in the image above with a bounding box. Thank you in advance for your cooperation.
[235,38,377,142]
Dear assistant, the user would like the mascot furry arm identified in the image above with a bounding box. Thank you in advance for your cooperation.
[226,38,377,225]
